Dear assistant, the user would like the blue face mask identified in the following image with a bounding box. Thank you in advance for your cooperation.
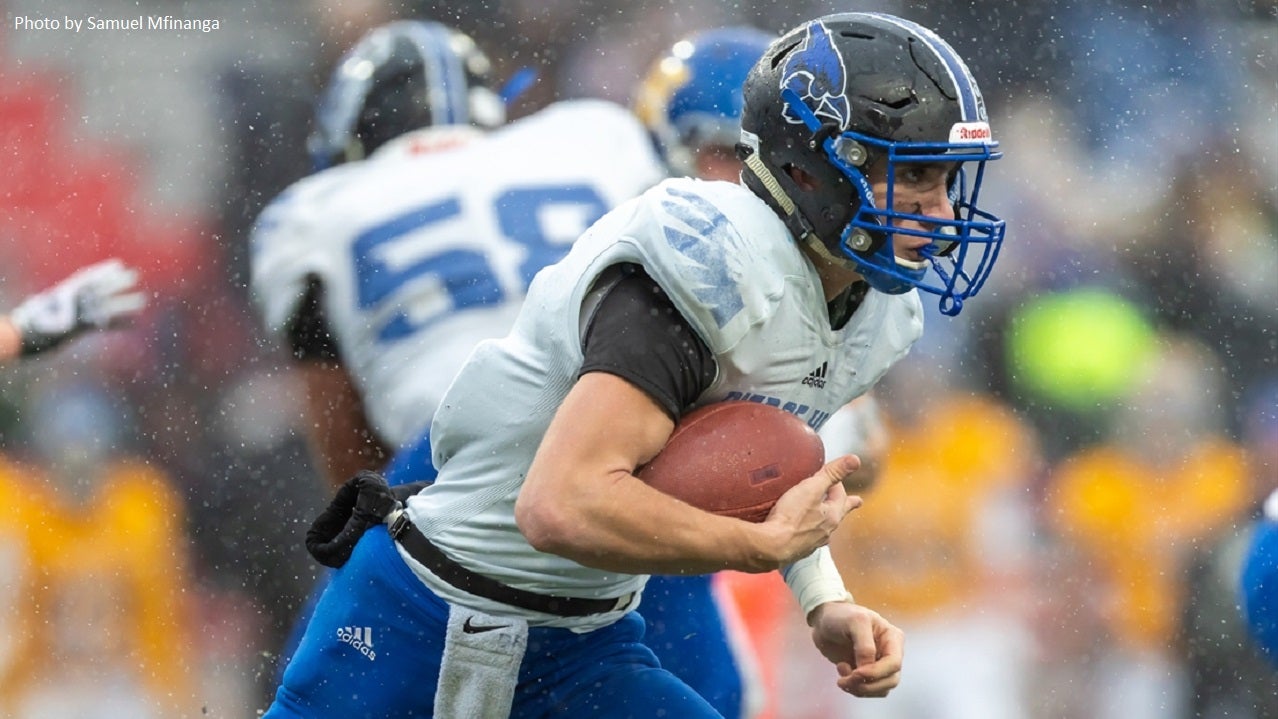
[781,87,1005,317]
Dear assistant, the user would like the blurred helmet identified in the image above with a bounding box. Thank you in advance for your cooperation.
[738,12,1005,316]
[308,20,505,171]
[27,379,129,501]
[634,27,774,176]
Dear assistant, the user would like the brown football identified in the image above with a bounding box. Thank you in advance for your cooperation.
[636,400,825,522]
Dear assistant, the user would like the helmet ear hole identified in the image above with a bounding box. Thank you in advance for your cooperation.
[784,164,820,192]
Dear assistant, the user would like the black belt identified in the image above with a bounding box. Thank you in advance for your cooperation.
[388,513,634,618]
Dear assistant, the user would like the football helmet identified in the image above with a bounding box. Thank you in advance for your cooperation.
[308,20,505,171]
[738,12,1005,316]
[633,27,774,176]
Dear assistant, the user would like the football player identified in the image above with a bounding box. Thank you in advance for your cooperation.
[250,20,517,680]
[265,11,1005,718]
[0,258,145,362]
[251,20,516,491]
[0,381,197,716]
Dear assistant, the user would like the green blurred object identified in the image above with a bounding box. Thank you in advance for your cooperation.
[1007,288,1157,412]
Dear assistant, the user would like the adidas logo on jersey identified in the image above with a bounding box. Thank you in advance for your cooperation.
[802,361,828,389]
[337,625,376,661]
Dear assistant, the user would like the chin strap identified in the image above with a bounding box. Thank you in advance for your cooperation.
[741,128,872,272]
[742,150,795,215]
[741,149,827,253]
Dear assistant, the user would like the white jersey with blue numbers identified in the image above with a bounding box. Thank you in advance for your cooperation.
[407,176,924,629]
[250,100,666,448]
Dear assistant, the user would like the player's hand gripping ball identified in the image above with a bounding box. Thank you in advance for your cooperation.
[637,401,825,522]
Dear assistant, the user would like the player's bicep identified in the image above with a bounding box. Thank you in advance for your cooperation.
[547,371,674,477]
[519,264,715,531]
[521,371,674,516]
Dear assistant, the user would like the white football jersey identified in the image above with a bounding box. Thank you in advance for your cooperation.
[250,101,667,448]
[408,177,924,629]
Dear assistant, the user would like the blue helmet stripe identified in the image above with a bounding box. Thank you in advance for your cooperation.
[863,12,981,121]
[407,22,467,125]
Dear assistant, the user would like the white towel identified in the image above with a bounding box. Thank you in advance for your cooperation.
[434,606,529,718]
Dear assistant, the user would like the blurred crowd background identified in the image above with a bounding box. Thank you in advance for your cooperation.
[0,0,1274,716]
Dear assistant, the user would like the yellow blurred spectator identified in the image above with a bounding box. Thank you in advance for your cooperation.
[827,370,1041,719]
[0,382,198,718]
[1041,332,1250,719]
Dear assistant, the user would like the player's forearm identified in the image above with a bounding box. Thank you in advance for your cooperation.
[517,467,780,575]
[298,362,390,489]
[304,422,389,490]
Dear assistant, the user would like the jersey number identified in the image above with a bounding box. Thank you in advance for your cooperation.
[352,186,607,343]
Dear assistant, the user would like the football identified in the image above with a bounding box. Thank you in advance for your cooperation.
[636,401,826,522]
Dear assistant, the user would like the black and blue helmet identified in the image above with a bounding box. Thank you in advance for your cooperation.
[308,20,504,171]
[739,12,1005,316]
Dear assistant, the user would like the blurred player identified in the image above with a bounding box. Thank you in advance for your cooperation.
[826,369,1040,719]
[0,258,145,362]
[1238,381,1278,669]
[1044,333,1251,719]
[1243,491,1278,665]
[634,27,772,185]
[251,20,511,491]
[1182,378,1278,715]
[249,18,518,683]
[267,11,1005,717]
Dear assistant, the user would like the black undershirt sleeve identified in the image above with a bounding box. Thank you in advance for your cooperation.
[285,276,342,362]
[579,264,718,420]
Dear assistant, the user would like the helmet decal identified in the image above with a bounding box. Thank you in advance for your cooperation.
[780,22,850,129]
[411,21,469,126]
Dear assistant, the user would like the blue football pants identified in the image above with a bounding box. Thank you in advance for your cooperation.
[274,431,746,717]
[264,527,720,718]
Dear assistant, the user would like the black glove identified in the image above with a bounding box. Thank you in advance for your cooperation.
[390,480,432,503]
[306,470,399,568]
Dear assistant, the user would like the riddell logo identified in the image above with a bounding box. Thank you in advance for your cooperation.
[337,626,376,661]
[949,122,992,143]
